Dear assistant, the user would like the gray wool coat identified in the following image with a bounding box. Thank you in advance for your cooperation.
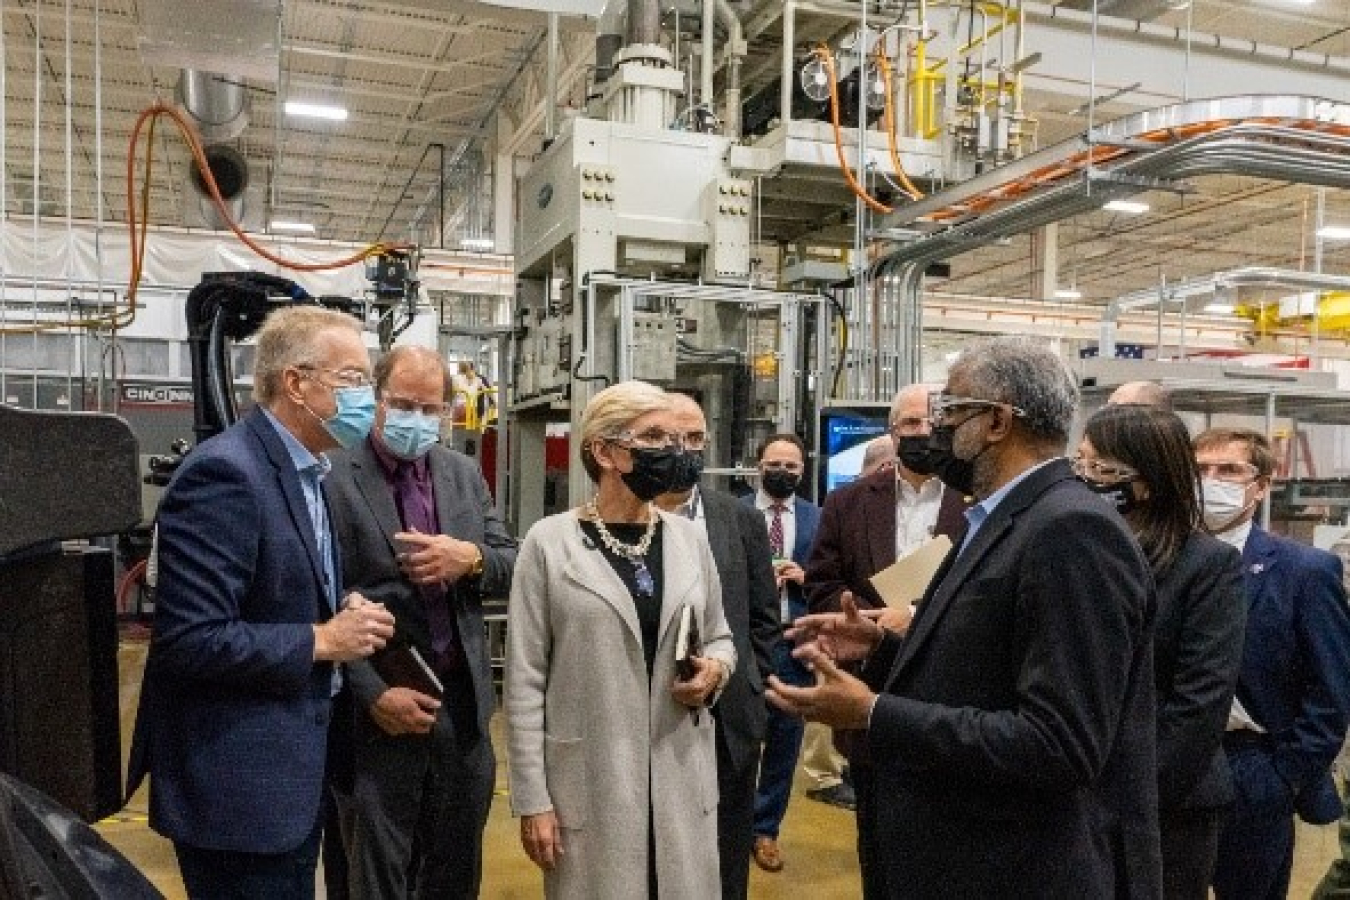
[505,509,737,900]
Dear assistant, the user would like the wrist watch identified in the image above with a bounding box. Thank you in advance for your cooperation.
[468,546,485,578]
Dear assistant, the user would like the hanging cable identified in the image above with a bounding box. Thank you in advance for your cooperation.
[2,101,416,335]
[876,49,924,201]
[815,44,893,215]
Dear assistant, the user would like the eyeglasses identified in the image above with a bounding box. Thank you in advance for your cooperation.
[888,415,929,437]
[762,460,803,473]
[1071,456,1140,484]
[1197,460,1260,484]
[608,429,708,451]
[928,394,1027,427]
[299,365,372,389]
[382,393,452,418]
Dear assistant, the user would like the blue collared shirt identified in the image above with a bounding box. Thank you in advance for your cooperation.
[261,409,337,612]
[958,458,1060,556]
[261,411,343,697]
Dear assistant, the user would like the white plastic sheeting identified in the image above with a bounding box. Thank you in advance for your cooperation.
[0,218,513,300]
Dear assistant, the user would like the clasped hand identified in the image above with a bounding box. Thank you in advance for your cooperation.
[315,592,396,663]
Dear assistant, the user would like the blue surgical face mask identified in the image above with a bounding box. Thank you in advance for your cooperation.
[381,407,442,459]
[321,385,376,449]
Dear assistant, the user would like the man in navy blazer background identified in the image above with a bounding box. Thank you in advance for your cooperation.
[1197,427,1350,900]
[127,306,396,899]
[746,432,821,874]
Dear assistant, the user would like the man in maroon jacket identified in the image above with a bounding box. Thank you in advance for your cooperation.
[803,381,970,900]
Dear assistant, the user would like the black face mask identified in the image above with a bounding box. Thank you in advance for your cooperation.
[895,435,937,476]
[668,451,705,493]
[1081,478,1141,515]
[762,468,801,500]
[927,411,992,495]
[621,446,684,502]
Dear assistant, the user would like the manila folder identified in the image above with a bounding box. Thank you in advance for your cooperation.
[868,534,953,609]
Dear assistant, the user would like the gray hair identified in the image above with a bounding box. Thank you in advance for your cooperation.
[950,336,1078,443]
[860,435,896,476]
[578,380,672,482]
[253,306,363,404]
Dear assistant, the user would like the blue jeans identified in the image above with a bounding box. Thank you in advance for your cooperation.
[175,816,323,900]
[752,638,814,839]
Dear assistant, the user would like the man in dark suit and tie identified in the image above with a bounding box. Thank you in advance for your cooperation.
[127,306,396,899]
[324,345,518,899]
[746,433,821,874]
[773,336,1162,898]
[802,381,969,899]
[1195,427,1350,900]
[656,393,779,900]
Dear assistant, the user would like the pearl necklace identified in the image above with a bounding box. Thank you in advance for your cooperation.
[583,500,657,559]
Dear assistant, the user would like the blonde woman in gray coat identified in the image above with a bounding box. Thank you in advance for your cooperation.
[506,380,737,899]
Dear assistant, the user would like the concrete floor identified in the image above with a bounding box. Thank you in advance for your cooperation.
[97,635,1341,898]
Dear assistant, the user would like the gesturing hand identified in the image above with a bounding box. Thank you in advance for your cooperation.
[767,646,876,730]
[786,592,885,663]
[396,528,481,585]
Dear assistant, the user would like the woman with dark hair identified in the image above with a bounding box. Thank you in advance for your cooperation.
[1077,404,1247,899]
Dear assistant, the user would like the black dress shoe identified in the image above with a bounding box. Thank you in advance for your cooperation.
[805,782,856,811]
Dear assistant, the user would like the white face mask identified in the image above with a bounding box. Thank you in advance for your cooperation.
[1201,478,1254,533]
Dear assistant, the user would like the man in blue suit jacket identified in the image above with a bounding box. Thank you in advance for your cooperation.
[127,307,396,899]
[747,433,821,874]
[1197,427,1350,900]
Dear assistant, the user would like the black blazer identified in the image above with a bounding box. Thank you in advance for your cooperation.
[700,488,780,772]
[324,438,518,734]
[861,458,1162,898]
[1153,531,1245,812]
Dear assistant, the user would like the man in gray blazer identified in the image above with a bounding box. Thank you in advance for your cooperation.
[325,345,518,899]
[656,393,780,900]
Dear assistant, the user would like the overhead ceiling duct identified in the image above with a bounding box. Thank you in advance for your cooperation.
[188,144,251,230]
[1054,0,1190,21]
[175,71,250,144]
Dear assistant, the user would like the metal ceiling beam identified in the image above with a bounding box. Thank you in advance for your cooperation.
[1016,2,1350,106]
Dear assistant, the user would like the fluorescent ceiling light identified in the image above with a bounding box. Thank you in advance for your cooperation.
[1054,288,1082,300]
[284,101,348,121]
[460,237,495,251]
[1103,199,1150,215]
[1203,302,1235,314]
[1317,225,1350,240]
[270,220,316,234]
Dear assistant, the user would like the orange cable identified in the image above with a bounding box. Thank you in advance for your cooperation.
[876,49,923,201]
[816,45,893,215]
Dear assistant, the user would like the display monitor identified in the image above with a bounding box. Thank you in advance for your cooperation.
[818,404,891,496]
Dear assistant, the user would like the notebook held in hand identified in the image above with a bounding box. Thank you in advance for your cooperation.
[370,645,445,700]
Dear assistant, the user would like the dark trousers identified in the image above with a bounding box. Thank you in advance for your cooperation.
[174,817,322,900]
[752,640,812,840]
[716,735,758,900]
[1212,745,1297,900]
[1160,807,1223,900]
[347,675,495,900]
[852,760,888,900]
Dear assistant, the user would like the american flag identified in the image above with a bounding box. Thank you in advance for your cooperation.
[1080,343,1147,360]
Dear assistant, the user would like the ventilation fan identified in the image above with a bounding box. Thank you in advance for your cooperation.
[800,58,830,103]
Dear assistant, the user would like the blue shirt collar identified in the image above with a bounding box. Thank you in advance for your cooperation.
[261,408,331,480]
[965,457,1060,530]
